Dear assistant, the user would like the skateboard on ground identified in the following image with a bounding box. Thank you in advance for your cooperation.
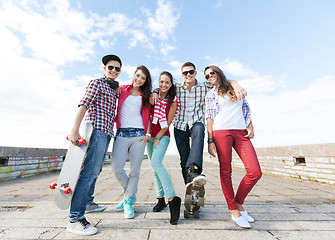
[49,122,93,210]
[184,179,206,219]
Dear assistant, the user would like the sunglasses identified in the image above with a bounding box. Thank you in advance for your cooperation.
[205,71,215,80]
[182,70,195,76]
[107,65,121,72]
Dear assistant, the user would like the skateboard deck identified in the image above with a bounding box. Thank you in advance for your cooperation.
[184,180,206,219]
[50,122,93,210]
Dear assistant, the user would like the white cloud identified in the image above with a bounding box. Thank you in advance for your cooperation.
[249,75,335,147]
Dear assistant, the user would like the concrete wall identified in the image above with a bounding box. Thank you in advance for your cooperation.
[204,143,335,186]
[0,147,112,180]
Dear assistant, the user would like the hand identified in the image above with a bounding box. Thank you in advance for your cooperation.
[67,131,82,146]
[208,143,217,158]
[150,92,159,105]
[115,86,121,95]
[153,138,161,149]
[139,135,150,143]
[236,87,247,100]
[245,126,254,139]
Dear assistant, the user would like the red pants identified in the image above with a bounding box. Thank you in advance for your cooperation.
[213,130,262,210]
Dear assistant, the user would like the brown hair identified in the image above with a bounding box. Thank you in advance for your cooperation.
[204,65,237,102]
[160,71,176,105]
[181,62,196,70]
[135,65,152,107]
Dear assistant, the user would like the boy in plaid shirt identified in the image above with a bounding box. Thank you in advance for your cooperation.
[66,54,121,236]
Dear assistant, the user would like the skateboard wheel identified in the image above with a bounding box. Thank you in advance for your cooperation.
[184,210,190,218]
[49,183,57,189]
[78,139,86,145]
[64,187,72,194]
[194,210,200,219]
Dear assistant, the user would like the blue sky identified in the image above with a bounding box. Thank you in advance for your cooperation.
[1,0,335,155]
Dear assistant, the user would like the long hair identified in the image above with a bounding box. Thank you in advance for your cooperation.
[204,65,237,102]
[135,65,152,107]
[160,71,176,105]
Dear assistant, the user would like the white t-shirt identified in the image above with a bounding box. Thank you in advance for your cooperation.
[213,96,246,131]
[120,95,144,129]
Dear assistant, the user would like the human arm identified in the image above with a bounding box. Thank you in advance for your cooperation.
[139,119,151,143]
[153,101,178,149]
[150,88,160,105]
[206,118,217,158]
[67,105,87,146]
[245,121,254,139]
[228,80,247,100]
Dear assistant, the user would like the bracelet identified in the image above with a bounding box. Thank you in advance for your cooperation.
[152,90,159,94]
[207,138,215,144]
[145,133,151,137]
[154,137,161,140]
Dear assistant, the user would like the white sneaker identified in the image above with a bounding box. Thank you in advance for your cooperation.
[66,218,98,235]
[239,210,255,222]
[231,214,251,229]
[192,174,207,186]
[85,202,106,213]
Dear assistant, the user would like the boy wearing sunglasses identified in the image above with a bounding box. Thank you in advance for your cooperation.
[66,54,121,236]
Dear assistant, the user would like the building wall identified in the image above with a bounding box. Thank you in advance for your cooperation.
[204,143,335,186]
[0,147,112,180]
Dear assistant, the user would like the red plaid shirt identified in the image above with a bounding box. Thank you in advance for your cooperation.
[79,75,118,137]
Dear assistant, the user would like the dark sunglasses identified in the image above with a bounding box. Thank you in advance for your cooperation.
[107,65,121,72]
[205,71,215,80]
[182,70,195,76]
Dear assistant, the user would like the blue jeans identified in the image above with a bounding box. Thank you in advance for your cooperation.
[147,136,176,199]
[112,128,146,200]
[174,122,205,184]
[69,129,111,222]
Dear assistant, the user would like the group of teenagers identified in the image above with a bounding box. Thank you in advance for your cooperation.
[66,54,262,236]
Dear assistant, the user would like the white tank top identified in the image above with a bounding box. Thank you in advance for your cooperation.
[120,95,144,129]
[213,95,246,131]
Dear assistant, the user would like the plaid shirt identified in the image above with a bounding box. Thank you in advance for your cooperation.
[79,75,118,137]
[173,81,213,131]
[205,87,251,127]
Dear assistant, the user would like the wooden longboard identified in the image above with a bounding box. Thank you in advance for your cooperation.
[51,122,93,210]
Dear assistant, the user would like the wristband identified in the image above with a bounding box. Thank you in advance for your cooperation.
[154,137,161,140]
[207,138,215,144]
[153,90,159,94]
[146,133,151,137]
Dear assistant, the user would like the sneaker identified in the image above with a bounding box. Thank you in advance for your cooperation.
[115,198,125,211]
[116,195,136,211]
[186,163,202,183]
[192,174,207,186]
[231,214,251,229]
[124,197,135,219]
[239,210,255,222]
[85,202,106,213]
[66,218,98,235]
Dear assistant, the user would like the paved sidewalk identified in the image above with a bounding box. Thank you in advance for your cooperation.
[0,157,335,239]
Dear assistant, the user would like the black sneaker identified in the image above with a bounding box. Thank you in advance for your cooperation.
[186,163,202,184]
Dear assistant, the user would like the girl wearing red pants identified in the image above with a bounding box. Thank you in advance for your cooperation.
[204,65,262,229]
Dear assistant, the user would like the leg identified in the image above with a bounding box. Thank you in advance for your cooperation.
[186,122,205,171]
[126,137,146,199]
[112,136,130,193]
[150,136,176,199]
[174,127,190,184]
[213,130,237,210]
[147,138,164,197]
[69,130,110,222]
[233,130,262,206]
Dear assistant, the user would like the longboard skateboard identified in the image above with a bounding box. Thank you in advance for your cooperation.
[49,122,93,210]
[184,179,206,219]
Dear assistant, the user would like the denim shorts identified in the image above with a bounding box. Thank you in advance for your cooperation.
[116,128,145,138]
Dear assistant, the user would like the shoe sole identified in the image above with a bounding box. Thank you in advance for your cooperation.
[85,207,106,213]
[66,227,98,236]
